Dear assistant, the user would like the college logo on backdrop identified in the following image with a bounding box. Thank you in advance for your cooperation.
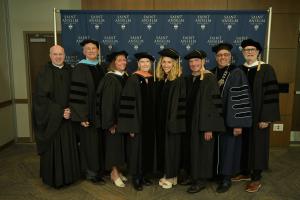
[207,35,223,47]
[76,35,90,45]
[249,15,266,31]
[65,55,78,66]
[168,15,184,30]
[195,15,212,30]
[233,36,249,51]
[222,15,239,31]
[154,35,171,50]
[128,35,144,50]
[141,15,158,30]
[62,15,79,30]
[181,35,196,50]
[102,35,119,51]
[89,15,105,30]
[115,15,132,30]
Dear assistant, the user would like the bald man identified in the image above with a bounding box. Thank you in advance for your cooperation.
[33,45,80,188]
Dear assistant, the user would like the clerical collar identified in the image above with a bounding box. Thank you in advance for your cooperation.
[78,59,99,66]
[108,70,125,76]
[52,63,64,69]
[244,60,265,68]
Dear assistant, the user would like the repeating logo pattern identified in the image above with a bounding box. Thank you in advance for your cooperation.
[102,35,119,51]
[249,15,266,31]
[89,15,105,30]
[128,35,144,50]
[154,35,171,50]
[195,15,212,30]
[62,15,79,30]
[141,15,158,30]
[222,15,239,31]
[168,15,184,30]
[61,10,268,71]
[115,15,132,30]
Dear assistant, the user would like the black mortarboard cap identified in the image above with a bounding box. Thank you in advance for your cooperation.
[134,52,155,62]
[80,39,100,48]
[241,39,262,52]
[106,50,128,62]
[184,49,207,60]
[158,48,179,59]
[212,43,233,53]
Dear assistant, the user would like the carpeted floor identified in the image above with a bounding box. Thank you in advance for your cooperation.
[0,143,299,200]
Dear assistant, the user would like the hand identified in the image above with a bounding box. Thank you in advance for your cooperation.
[63,108,71,119]
[204,131,213,141]
[109,125,116,134]
[259,122,270,129]
[129,133,135,138]
[233,128,242,136]
[81,121,90,127]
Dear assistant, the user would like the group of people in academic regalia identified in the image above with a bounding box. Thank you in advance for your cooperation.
[32,38,280,194]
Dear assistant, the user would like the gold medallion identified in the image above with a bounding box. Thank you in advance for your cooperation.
[218,79,224,86]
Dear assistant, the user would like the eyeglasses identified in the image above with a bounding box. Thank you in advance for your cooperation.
[243,48,257,53]
[216,53,230,58]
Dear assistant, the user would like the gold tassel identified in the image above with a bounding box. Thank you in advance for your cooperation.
[200,59,205,80]
[257,54,261,71]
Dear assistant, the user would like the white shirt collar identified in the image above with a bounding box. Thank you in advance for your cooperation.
[108,70,125,76]
[52,63,64,69]
[244,60,265,68]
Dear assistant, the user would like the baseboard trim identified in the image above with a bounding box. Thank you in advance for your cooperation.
[0,139,15,151]
[16,137,32,143]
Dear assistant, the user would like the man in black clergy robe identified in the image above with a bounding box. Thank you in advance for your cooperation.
[211,43,252,193]
[69,39,106,184]
[33,45,80,188]
[240,39,280,193]
[184,49,225,194]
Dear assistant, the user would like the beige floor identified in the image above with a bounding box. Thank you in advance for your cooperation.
[0,144,299,200]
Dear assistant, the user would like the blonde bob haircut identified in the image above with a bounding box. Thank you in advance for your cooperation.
[156,56,182,81]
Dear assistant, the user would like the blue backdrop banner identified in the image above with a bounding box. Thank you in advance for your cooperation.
[60,10,268,73]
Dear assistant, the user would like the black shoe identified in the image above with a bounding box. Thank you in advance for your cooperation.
[142,178,153,186]
[89,176,106,185]
[180,178,192,186]
[187,184,206,194]
[216,181,231,193]
[132,178,143,191]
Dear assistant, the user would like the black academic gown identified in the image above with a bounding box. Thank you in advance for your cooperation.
[156,77,186,179]
[117,73,155,177]
[33,62,80,188]
[241,64,280,171]
[212,65,252,176]
[187,73,225,181]
[69,62,106,176]
[97,72,128,170]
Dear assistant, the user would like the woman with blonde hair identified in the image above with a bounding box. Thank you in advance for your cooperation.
[155,48,186,189]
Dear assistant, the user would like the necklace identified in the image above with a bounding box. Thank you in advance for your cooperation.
[218,66,229,87]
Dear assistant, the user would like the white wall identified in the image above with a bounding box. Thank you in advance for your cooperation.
[8,0,81,139]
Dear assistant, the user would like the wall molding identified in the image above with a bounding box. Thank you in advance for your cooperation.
[15,99,28,104]
[0,99,29,109]
[0,139,15,151]
[17,137,33,143]
[0,100,12,108]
